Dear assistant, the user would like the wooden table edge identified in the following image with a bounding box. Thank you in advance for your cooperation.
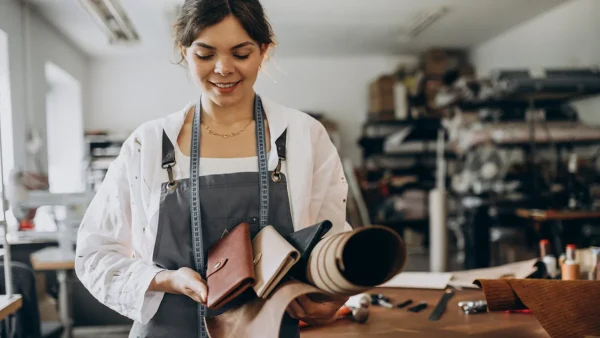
[0,295,22,321]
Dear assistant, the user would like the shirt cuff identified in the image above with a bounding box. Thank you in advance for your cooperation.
[136,266,166,324]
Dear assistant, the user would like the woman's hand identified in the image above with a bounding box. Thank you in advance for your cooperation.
[149,268,208,304]
[286,294,349,326]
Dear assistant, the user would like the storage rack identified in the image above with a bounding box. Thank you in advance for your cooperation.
[84,134,127,192]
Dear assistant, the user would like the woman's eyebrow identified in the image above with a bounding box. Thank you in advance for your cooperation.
[191,41,256,50]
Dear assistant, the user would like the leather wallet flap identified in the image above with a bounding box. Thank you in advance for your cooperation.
[206,258,228,278]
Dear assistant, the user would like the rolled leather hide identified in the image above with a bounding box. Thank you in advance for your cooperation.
[306,225,407,295]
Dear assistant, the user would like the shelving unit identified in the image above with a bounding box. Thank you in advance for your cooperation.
[357,117,458,240]
[442,67,600,269]
[84,134,127,192]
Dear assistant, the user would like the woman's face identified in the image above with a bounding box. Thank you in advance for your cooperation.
[182,15,266,108]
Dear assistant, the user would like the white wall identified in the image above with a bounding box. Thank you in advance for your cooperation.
[88,54,416,164]
[0,0,89,172]
[471,0,600,125]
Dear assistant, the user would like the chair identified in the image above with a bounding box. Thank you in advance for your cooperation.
[0,261,63,338]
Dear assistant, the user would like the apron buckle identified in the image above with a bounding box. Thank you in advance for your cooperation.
[163,163,177,189]
[271,157,283,182]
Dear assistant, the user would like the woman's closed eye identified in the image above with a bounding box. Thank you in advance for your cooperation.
[234,54,250,60]
[195,54,251,60]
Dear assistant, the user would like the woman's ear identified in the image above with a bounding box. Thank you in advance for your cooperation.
[179,43,188,61]
[260,43,270,58]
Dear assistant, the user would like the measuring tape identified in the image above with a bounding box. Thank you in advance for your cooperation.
[190,95,270,337]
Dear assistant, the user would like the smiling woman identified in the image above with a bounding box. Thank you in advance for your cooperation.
[74,1,351,338]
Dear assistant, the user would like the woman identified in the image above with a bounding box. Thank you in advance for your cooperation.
[75,0,350,337]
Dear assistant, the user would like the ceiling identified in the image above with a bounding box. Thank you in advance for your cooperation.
[26,0,569,58]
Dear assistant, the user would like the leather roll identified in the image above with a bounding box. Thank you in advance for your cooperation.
[306,225,407,295]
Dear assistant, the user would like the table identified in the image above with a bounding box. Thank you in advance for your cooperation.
[0,295,22,321]
[515,209,600,223]
[31,247,75,338]
[516,208,600,256]
[301,288,548,338]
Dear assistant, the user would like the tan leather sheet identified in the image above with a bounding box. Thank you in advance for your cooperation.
[476,279,600,338]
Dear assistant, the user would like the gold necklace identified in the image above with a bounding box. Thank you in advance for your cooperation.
[201,119,253,139]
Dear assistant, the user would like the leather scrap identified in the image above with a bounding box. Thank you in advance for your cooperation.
[475,279,600,338]
[206,280,326,338]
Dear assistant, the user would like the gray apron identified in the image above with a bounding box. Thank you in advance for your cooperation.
[129,95,298,338]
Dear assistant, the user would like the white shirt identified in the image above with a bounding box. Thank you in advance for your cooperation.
[74,97,350,324]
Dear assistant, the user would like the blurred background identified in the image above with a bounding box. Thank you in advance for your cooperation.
[0,0,599,337]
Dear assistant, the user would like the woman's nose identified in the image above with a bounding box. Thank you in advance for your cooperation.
[214,57,234,76]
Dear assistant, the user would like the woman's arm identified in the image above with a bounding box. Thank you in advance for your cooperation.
[286,120,351,324]
[308,120,350,234]
[75,139,165,325]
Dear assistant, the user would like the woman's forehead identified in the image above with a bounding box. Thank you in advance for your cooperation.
[192,16,255,48]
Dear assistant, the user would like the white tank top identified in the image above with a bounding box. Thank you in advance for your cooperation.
[175,146,268,177]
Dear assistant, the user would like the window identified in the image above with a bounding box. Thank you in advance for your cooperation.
[0,29,15,220]
[45,62,85,194]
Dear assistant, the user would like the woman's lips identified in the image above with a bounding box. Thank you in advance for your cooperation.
[210,81,241,94]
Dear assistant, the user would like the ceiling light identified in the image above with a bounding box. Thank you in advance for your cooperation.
[399,6,450,41]
[79,0,140,45]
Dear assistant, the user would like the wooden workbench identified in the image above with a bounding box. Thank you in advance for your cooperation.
[301,288,547,338]
[30,247,75,271]
[516,208,600,222]
[0,295,22,321]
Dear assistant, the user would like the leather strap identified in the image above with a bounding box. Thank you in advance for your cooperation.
[275,129,287,160]
[161,130,176,168]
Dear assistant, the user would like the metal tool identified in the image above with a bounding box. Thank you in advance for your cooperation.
[459,300,487,314]
[428,289,455,321]
[371,294,394,308]
[407,302,428,313]
[350,307,369,323]
[396,299,413,308]
[346,293,371,308]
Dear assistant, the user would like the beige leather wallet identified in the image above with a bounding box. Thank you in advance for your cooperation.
[252,225,300,299]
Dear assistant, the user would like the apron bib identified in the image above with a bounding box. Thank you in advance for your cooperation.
[129,95,298,338]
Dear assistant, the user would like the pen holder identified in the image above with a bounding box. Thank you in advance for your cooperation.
[306,225,407,295]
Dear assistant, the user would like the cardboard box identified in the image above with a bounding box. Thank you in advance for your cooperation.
[369,94,395,113]
[369,75,397,116]
[422,48,469,76]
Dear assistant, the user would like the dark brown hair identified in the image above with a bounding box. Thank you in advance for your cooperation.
[173,0,275,62]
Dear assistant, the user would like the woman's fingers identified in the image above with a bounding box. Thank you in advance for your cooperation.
[184,288,205,303]
[286,299,306,319]
[181,269,208,303]
[188,279,208,303]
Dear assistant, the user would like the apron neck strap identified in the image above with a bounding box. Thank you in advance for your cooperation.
[161,131,176,186]
[161,130,176,167]
[275,129,287,160]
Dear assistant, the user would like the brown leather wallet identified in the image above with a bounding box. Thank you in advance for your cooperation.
[206,222,256,310]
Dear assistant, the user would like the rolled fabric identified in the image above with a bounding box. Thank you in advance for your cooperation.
[475,279,600,338]
[306,225,407,295]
